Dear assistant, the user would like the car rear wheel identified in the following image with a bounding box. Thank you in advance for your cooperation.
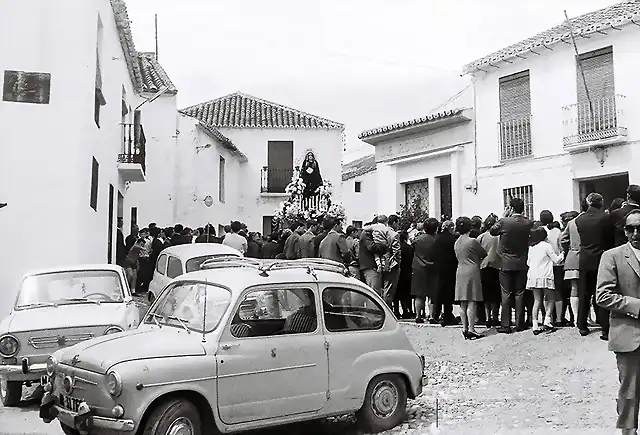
[356,374,407,433]
[142,398,202,435]
[0,376,22,407]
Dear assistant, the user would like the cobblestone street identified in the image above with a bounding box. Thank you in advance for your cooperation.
[0,321,621,435]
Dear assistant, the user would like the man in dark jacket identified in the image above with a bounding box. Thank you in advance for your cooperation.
[575,192,615,338]
[116,218,127,267]
[490,197,534,333]
[611,185,640,248]
[359,219,386,297]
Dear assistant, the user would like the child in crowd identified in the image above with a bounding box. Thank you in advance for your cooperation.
[363,215,393,272]
[526,227,564,335]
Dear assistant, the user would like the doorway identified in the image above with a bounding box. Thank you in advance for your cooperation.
[107,185,115,263]
[438,174,452,221]
[577,172,629,210]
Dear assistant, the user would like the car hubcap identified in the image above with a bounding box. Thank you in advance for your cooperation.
[166,417,194,435]
[370,380,398,418]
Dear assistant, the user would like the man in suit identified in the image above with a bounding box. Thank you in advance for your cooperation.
[611,185,640,248]
[284,221,304,260]
[298,220,319,258]
[359,218,387,296]
[116,217,127,267]
[318,217,351,264]
[596,210,640,435]
[490,197,534,333]
[576,192,615,338]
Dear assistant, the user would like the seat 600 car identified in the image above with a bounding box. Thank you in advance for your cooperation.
[0,265,140,407]
[40,258,424,435]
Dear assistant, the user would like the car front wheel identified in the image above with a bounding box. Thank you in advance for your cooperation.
[0,376,22,407]
[142,398,202,435]
[356,374,407,433]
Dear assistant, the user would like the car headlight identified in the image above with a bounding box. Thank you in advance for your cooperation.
[104,326,124,335]
[0,334,19,357]
[46,355,58,376]
[106,371,122,397]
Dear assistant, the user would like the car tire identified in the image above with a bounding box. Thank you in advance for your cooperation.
[142,398,202,435]
[0,376,22,407]
[356,374,407,433]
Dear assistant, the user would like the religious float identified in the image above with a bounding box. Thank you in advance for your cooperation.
[273,150,345,230]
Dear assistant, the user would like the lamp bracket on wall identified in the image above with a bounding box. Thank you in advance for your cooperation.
[593,146,608,167]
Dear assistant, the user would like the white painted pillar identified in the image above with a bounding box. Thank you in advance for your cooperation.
[450,147,463,218]
[376,163,398,215]
[428,176,437,218]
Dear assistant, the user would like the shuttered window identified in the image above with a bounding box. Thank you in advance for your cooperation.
[576,46,616,136]
[503,185,534,220]
[90,157,99,211]
[498,70,532,160]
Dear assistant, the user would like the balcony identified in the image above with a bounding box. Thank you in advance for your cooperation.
[498,116,532,162]
[562,94,627,152]
[261,167,294,194]
[118,123,146,182]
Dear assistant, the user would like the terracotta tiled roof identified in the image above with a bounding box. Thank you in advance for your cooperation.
[196,121,248,162]
[462,0,640,74]
[342,154,376,181]
[179,92,344,130]
[358,109,464,140]
[137,52,177,95]
[110,0,143,93]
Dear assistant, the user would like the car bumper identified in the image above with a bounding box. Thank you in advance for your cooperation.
[0,360,46,376]
[39,393,135,432]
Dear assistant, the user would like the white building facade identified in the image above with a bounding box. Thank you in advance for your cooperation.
[341,154,377,227]
[359,109,476,220]
[0,0,175,316]
[462,1,640,221]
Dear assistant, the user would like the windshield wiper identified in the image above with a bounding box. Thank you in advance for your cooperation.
[17,302,58,309]
[167,316,191,333]
[59,297,101,305]
[147,312,162,328]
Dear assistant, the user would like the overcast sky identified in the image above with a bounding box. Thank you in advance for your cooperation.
[126,0,616,161]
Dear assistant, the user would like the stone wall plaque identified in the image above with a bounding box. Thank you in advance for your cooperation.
[3,70,51,104]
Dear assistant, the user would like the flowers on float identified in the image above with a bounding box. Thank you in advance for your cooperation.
[325,203,346,223]
[315,181,333,198]
[285,176,306,196]
[285,201,302,219]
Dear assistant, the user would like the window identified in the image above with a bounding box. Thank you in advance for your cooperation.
[352,220,363,229]
[576,46,616,138]
[90,157,99,211]
[265,141,294,193]
[498,70,532,161]
[156,254,167,275]
[107,184,114,263]
[354,181,362,193]
[166,256,183,279]
[186,254,240,273]
[503,185,534,220]
[322,287,385,332]
[405,179,429,213]
[262,216,273,236]
[219,156,225,202]
[230,288,317,337]
[130,207,138,232]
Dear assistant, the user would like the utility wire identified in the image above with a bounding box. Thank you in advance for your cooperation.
[430,84,472,112]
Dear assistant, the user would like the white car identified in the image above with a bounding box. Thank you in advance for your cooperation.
[148,243,242,303]
[0,265,140,407]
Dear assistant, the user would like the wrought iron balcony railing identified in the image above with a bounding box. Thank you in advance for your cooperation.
[562,94,627,147]
[118,123,146,174]
[261,167,294,193]
[497,116,532,161]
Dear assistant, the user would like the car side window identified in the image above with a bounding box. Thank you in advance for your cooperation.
[322,287,385,332]
[166,256,183,279]
[230,288,317,338]
[156,254,167,275]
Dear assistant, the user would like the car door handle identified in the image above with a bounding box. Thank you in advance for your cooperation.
[220,343,239,350]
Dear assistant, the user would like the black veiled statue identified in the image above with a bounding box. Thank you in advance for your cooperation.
[300,151,323,198]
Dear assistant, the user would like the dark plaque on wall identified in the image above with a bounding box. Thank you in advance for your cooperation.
[3,70,51,104]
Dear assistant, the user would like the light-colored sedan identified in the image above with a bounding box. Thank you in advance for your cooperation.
[40,258,424,435]
[147,243,242,303]
[0,265,140,407]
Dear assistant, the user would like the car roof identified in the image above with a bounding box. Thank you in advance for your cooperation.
[176,267,365,296]
[160,243,241,259]
[22,264,124,279]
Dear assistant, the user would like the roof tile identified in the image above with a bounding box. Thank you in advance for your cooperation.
[136,52,177,94]
[342,154,377,181]
[358,109,464,140]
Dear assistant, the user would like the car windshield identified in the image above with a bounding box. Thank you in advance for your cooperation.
[185,254,239,273]
[15,270,124,309]
[145,281,231,332]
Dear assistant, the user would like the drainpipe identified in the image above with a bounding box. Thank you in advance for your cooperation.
[471,76,479,194]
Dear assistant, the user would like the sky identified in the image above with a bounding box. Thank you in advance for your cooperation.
[125,0,618,162]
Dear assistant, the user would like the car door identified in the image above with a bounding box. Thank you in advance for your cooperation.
[121,274,140,329]
[149,253,168,298]
[216,284,329,425]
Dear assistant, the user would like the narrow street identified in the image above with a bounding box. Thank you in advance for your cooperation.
[0,323,621,435]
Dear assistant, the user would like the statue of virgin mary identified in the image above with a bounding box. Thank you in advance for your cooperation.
[300,151,323,198]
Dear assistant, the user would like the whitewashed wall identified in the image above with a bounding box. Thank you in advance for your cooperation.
[216,127,344,232]
[469,24,640,221]
[342,170,377,225]
[0,0,137,316]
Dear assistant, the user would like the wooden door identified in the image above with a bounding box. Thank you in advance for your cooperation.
[107,184,114,263]
[267,141,293,193]
[439,175,452,221]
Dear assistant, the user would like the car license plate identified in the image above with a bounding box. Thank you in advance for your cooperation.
[59,394,82,412]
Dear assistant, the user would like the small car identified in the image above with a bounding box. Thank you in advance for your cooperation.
[0,264,140,407]
[40,258,424,435]
[147,243,242,303]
